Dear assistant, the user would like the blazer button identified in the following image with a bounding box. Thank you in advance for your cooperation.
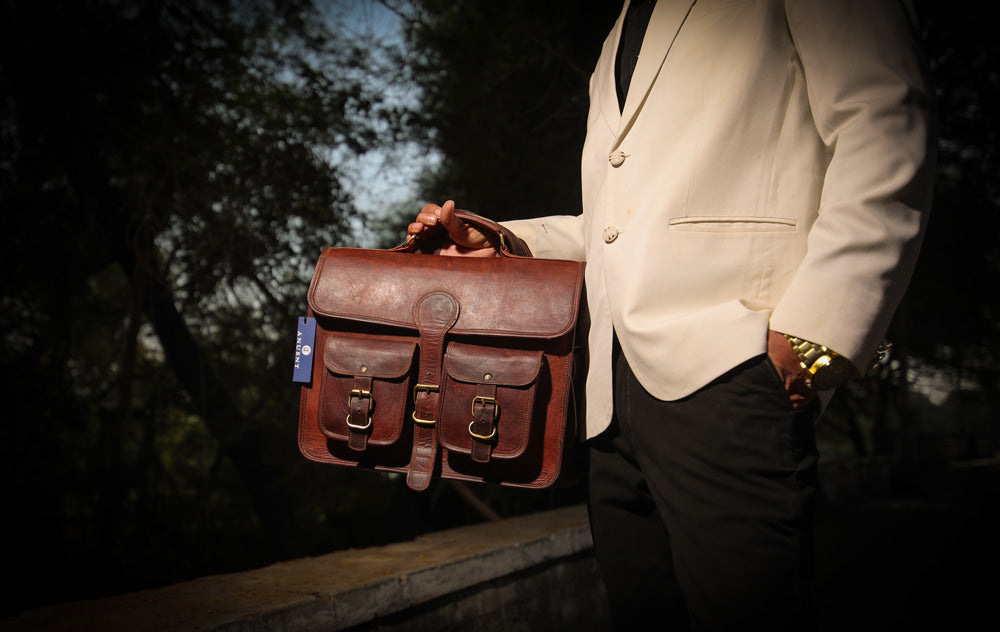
[608,150,627,167]
[603,226,620,243]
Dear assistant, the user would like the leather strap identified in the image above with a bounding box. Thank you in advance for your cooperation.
[470,382,498,463]
[407,292,460,490]
[346,375,373,451]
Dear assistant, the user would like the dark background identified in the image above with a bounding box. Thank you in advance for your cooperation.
[1,0,997,622]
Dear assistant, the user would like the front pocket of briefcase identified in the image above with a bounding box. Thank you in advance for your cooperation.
[438,342,544,461]
[319,332,417,446]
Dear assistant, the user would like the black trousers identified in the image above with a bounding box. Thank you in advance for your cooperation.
[588,343,820,631]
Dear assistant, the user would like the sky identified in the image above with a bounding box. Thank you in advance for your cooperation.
[323,0,438,246]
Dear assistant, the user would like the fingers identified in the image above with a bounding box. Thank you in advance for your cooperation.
[766,330,817,410]
[780,366,816,409]
[786,379,817,409]
[421,200,463,234]
[435,200,462,233]
[408,200,455,236]
[408,200,496,255]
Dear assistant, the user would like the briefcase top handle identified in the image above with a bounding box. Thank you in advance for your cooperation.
[395,209,532,258]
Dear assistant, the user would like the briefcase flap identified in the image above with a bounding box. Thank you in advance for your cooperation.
[308,248,585,340]
[444,342,543,387]
[323,332,417,379]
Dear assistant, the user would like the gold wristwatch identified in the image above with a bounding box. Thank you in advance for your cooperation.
[783,335,854,391]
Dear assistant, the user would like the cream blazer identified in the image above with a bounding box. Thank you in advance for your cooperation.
[503,0,936,439]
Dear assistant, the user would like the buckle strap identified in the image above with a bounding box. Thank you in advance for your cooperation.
[346,376,373,452]
[406,292,459,491]
[469,383,499,463]
[411,383,440,425]
[409,382,440,489]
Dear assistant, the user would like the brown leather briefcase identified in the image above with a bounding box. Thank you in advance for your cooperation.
[297,211,586,491]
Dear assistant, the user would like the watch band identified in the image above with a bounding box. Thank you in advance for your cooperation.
[784,335,837,371]
[783,334,852,390]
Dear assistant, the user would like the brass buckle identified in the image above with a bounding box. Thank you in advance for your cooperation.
[468,396,499,441]
[468,421,497,441]
[412,383,440,426]
[346,414,372,431]
[349,388,373,413]
[412,412,436,426]
[346,388,373,430]
[471,395,499,420]
[413,383,440,398]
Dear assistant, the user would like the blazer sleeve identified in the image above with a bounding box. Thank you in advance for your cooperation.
[500,214,587,261]
[769,0,937,373]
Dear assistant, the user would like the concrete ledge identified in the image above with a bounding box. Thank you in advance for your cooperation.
[2,505,604,632]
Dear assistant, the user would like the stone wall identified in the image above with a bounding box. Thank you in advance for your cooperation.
[1,505,611,632]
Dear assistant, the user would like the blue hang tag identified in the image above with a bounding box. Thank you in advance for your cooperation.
[292,317,317,384]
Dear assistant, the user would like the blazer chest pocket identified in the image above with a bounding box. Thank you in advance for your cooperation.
[319,332,416,450]
[438,342,544,464]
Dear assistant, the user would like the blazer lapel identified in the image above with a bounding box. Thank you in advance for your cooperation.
[596,2,629,134]
[616,0,696,141]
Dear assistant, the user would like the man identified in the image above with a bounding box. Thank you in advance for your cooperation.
[408,1,936,629]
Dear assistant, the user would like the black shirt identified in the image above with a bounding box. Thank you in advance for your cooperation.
[615,0,657,113]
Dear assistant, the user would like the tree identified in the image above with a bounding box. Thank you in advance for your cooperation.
[0,0,415,614]
[391,0,622,222]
